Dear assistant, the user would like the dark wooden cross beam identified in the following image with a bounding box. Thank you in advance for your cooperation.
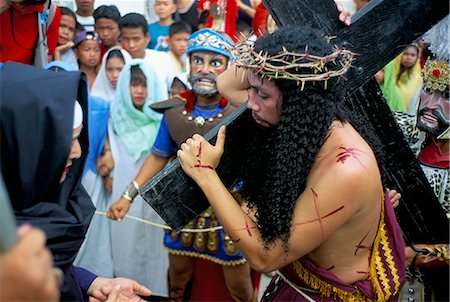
[140,0,449,243]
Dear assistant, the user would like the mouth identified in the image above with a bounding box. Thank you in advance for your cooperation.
[64,165,71,174]
[195,78,216,88]
[420,113,438,125]
[252,112,268,126]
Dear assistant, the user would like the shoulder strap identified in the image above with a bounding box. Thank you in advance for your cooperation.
[34,0,55,67]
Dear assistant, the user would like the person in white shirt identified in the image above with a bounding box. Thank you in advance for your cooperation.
[119,12,176,99]
[75,0,95,32]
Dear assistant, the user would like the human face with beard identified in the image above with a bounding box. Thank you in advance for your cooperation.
[189,51,227,98]
[247,71,283,127]
[416,86,450,137]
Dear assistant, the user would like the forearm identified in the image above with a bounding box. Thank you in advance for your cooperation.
[134,153,169,187]
[217,64,250,107]
[238,2,256,18]
[198,171,279,271]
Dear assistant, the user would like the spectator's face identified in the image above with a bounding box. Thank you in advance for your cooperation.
[417,87,450,136]
[155,0,177,20]
[95,18,120,48]
[188,51,227,97]
[76,0,94,12]
[61,124,82,183]
[167,32,189,57]
[105,57,125,88]
[58,15,76,45]
[130,81,147,111]
[75,40,101,67]
[401,46,419,68]
[247,72,283,128]
[120,28,149,59]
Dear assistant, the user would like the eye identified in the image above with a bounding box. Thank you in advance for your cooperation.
[442,91,450,100]
[210,60,223,68]
[257,90,268,99]
[423,86,433,94]
[192,57,203,65]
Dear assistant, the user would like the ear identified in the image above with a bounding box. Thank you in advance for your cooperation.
[170,3,177,14]
[73,48,79,59]
[166,36,173,48]
[145,32,150,45]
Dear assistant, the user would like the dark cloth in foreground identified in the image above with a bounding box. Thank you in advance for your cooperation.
[0,62,95,300]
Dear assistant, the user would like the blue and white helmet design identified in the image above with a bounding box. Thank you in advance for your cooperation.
[187,28,233,59]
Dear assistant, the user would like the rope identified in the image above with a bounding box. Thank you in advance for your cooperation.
[276,270,318,302]
[94,210,224,233]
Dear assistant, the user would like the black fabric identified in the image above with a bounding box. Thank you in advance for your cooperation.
[0,62,94,269]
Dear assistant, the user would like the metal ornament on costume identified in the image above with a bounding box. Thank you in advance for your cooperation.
[423,59,449,92]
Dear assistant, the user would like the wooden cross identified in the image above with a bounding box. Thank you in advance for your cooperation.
[140,0,449,244]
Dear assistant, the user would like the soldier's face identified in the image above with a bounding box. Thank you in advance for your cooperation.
[188,51,227,97]
[416,86,450,136]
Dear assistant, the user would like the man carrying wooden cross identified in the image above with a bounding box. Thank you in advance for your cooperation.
[177,25,406,301]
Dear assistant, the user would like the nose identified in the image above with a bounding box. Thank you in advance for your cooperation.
[247,91,259,111]
[112,69,120,79]
[200,63,210,74]
[70,139,82,160]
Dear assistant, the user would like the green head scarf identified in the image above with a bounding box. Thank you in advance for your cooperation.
[111,59,165,161]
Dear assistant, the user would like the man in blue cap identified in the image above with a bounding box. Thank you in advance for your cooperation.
[108,28,255,301]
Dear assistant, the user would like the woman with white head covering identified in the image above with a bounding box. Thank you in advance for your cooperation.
[91,46,132,102]
[74,48,130,277]
[106,58,169,298]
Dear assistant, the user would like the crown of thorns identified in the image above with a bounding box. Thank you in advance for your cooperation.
[229,38,357,90]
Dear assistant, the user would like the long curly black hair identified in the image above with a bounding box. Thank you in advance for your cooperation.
[237,26,347,250]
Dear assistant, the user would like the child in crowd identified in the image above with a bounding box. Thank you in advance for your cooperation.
[74,31,101,89]
[54,7,78,70]
[93,5,121,58]
[147,0,177,51]
[166,21,191,74]
[75,0,95,31]
[119,13,174,97]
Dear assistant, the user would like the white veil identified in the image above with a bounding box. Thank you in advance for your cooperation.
[91,46,132,102]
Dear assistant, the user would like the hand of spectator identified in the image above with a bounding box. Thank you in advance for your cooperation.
[387,188,401,208]
[335,0,352,26]
[53,41,75,61]
[107,197,131,221]
[103,176,113,194]
[88,277,152,302]
[0,224,59,302]
[97,151,115,177]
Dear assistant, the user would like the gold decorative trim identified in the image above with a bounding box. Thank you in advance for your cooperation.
[292,261,371,301]
[164,247,247,267]
[369,191,401,300]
